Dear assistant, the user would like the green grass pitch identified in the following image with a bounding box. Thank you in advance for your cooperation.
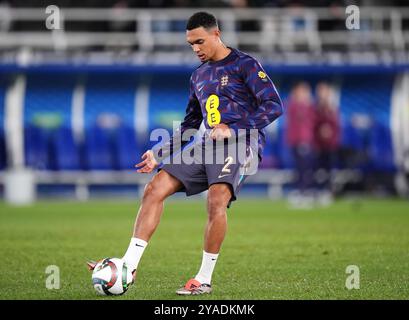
[0,198,408,300]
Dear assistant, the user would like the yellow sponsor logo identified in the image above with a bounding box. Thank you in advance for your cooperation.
[205,94,221,126]
[258,71,267,79]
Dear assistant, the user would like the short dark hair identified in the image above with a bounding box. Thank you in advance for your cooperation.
[186,12,218,31]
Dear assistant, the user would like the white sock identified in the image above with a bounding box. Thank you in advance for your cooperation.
[194,251,219,284]
[122,237,148,271]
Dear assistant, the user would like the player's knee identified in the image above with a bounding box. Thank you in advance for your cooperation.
[142,182,154,201]
[142,180,165,202]
[207,187,230,218]
[207,199,227,220]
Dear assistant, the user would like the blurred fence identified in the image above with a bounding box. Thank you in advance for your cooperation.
[0,6,409,65]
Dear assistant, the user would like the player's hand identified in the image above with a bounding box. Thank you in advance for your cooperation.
[135,150,159,173]
[210,123,232,140]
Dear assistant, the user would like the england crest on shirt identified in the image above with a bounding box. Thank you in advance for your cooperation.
[220,75,229,86]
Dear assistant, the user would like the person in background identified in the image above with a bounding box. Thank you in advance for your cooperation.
[286,81,315,208]
[313,81,340,206]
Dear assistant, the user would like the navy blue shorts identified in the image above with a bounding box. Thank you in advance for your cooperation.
[160,140,256,207]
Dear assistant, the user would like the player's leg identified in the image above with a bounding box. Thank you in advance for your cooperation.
[203,183,231,254]
[176,183,232,295]
[132,170,182,240]
[122,170,183,273]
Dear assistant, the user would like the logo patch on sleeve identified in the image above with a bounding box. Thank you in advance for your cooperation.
[258,71,268,82]
[257,71,267,80]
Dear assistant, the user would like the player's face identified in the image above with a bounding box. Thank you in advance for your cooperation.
[186,27,220,62]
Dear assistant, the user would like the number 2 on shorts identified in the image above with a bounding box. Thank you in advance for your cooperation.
[222,156,233,173]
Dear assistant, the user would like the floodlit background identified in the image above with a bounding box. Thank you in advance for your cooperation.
[0,0,408,300]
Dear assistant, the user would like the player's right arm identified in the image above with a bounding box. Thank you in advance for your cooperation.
[135,150,158,173]
[135,75,203,173]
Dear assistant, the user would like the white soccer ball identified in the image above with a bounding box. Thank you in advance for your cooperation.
[91,258,133,296]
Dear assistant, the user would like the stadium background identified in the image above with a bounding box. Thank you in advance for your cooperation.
[0,0,408,300]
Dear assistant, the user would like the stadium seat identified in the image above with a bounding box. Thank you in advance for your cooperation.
[84,75,137,130]
[148,74,189,132]
[53,127,81,170]
[340,119,372,170]
[0,130,6,170]
[82,75,139,171]
[259,128,280,169]
[25,125,51,170]
[369,121,395,172]
[0,77,7,170]
[24,74,74,128]
[341,117,372,150]
[277,122,294,169]
[84,126,116,170]
[116,126,141,170]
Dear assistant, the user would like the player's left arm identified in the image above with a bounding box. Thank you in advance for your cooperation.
[238,57,283,129]
[144,75,203,166]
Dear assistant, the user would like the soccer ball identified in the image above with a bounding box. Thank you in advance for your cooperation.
[91,258,133,296]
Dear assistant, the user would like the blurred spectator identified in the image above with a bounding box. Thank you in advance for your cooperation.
[287,1,307,32]
[317,0,347,33]
[313,82,340,205]
[286,81,315,208]
[109,1,134,32]
[0,0,11,32]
